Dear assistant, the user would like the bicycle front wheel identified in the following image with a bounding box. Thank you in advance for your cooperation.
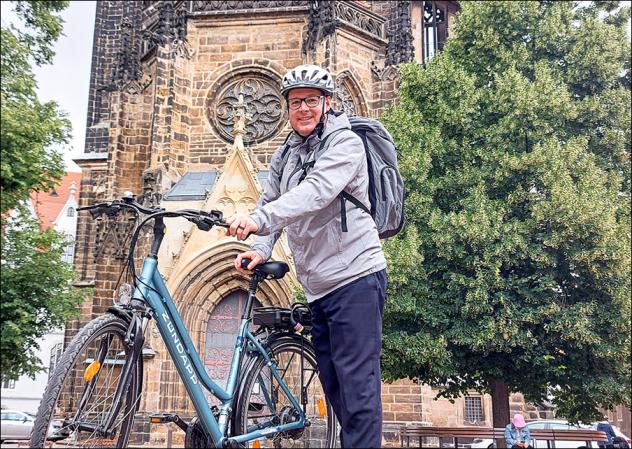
[30,313,143,448]
[234,336,337,448]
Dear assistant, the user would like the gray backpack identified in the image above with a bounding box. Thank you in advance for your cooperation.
[279,115,405,239]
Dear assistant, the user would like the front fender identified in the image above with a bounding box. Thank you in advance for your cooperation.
[106,306,134,323]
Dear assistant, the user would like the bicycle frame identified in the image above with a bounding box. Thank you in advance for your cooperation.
[133,256,306,446]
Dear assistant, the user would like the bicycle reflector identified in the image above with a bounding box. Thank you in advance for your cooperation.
[317,398,326,418]
[83,360,101,382]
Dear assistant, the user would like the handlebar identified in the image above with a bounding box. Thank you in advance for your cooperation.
[77,193,253,288]
[77,194,229,232]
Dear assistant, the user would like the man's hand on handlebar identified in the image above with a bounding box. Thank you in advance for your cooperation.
[225,214,259,241]
[234,251,264,275]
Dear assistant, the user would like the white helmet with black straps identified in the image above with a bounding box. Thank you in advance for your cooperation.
[280,64,334,97]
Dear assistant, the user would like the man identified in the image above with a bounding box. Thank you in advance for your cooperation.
[225,64,387,448]
[505,414,533,449]
[596,421,617,448]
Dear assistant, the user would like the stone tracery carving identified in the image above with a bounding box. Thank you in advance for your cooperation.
[334,1,386,39]
[93,210,137,262]
[303,0,386,54]
[208,75,285,145]
[191,1,310,13]
[92,172,108,200]
[335,80,357,117]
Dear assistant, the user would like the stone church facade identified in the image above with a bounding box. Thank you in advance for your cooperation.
[70,0,554,445]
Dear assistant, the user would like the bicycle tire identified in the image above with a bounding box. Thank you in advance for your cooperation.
[30,313,143,448]
[233,335,337,448]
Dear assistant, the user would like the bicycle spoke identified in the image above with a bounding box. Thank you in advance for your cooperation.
[236,339,337,448]
[32,315,141,448]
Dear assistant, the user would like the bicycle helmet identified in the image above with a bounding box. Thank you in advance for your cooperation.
[280,64,334,97]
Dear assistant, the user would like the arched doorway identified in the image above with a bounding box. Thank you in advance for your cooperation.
[204,290,261,404]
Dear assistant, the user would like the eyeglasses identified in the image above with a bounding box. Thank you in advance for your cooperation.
[287,96,324,110]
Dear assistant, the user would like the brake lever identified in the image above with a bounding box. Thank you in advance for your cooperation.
[216,221,254,240]
[193,217,213,232]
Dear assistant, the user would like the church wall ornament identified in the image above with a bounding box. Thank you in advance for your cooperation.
[333,1,386,41]
[303,0,387,55]
[334,70,368,117]
[385,0,414,66]
[206,71,286,145]
[136,168,165,209]
[92,210,138,262]
[370,59,400,82]
[303,0,338,55]
[190,1,311,14]
[109,0,191,95]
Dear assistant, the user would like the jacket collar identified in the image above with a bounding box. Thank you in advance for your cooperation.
[287,111,352,151]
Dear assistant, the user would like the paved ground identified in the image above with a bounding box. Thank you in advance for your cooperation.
[0,442,25,449]
[0,442,168,449]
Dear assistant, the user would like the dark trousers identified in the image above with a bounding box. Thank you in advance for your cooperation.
[309,270,387,448]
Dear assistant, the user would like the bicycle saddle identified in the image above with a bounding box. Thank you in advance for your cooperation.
[255,262,289,279]
[242,259,289,280]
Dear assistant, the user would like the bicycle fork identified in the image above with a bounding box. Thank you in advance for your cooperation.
[70,313,146,438]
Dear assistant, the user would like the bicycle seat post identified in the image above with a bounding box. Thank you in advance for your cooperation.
[242,259,264,320]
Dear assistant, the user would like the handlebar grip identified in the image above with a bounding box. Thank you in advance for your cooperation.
[241,258,252,270]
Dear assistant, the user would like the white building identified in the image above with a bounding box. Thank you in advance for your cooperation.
[1,173,81,413]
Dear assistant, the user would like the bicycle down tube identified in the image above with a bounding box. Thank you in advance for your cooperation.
[134,256,306,446]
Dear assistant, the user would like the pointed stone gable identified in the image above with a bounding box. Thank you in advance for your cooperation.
[163,139,296,298]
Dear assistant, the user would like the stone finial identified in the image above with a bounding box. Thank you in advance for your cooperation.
[69,181,78,197]
[231,94,251,150]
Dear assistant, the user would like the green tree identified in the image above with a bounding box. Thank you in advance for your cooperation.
[381,1,630,425]
[0,1,84,380]
[1,0,70,213]
[1,210,84,379]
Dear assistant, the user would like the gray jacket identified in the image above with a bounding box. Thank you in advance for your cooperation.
[250,112,387,302]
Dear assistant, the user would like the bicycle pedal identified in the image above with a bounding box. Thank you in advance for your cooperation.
[149,413,188,432]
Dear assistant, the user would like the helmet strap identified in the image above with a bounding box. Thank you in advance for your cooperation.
[316,99,327,138]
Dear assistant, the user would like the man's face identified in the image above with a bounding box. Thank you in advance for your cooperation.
[287,87,332,137]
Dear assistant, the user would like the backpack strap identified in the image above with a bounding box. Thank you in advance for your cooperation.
[277,132,294,184]
[287,127,371,233]
[312,129,371,233]
[339,192,370,232]
[297,129,345,184]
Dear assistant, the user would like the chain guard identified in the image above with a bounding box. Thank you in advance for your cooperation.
[279,406,304,440]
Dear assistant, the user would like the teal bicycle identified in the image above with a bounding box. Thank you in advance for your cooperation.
[30,193,337,448]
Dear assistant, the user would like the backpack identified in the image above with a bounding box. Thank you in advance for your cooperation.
[278,115,405,239]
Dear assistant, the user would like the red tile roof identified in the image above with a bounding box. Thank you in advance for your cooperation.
[30,172,82,230]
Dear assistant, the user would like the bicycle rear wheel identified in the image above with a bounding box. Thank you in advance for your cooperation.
[30,313,143,448]
[233,336,337,448]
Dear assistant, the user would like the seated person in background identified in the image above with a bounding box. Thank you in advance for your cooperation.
[596,421,616,448]
[505,414,533,449]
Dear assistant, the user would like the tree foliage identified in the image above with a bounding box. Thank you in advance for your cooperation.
[1,209,85,379]
[381,1,630,423]
[0,1,85,380]
[1,0,70,213]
